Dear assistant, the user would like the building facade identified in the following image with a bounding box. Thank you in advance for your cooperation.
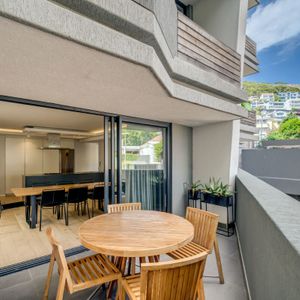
[0,0,258,216]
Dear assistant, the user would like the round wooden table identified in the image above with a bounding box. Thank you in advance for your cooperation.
[79,210,194,257]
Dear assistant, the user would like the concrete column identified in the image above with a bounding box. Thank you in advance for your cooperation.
[172,124,192,216]
[193,120,240,189]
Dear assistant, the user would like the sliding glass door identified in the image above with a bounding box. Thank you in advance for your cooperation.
[121,122,168,211]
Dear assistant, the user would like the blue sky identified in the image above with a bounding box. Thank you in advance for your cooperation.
[245,0,300,84]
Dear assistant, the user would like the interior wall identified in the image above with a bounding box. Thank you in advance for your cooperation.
[0,136,5,195]
[5,136,25,194]
[172,124,192,216]
[193,0,241,51]
[74,141,99,173]
[2,136,101,194]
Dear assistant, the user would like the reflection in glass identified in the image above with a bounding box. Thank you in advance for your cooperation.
[122,123,166,211]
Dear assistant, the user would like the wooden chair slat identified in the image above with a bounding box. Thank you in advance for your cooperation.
[43,227,121,300]
[167,208,224,285]
[121,252,208,300]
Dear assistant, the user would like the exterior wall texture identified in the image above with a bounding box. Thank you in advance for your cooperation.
[236,170,300,300]
[133,0,177,56]
[193,120,239,187]
[172,124,192,216]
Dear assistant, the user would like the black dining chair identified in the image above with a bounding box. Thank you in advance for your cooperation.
[38,188,66,231]
[89,185,104,217]
[65,187,90,225]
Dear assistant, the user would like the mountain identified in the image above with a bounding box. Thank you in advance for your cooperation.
[243,82,300,98]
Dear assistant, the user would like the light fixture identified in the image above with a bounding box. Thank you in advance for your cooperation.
[0,128,23,133]
[23,126,96,137]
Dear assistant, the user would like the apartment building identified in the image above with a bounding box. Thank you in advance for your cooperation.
[1,2,299,300]
[0,0,255,216]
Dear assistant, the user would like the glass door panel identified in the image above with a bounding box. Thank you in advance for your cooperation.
[121,123,167,211]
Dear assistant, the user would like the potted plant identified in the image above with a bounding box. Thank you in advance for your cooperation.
[184,180,202,200]
[201,178,233,207]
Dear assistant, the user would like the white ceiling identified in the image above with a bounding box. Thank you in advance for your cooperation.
[0,16,237,128]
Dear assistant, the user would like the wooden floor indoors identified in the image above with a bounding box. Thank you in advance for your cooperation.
[0,203,102,268]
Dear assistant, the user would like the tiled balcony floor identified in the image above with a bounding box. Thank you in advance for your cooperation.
[0,234,248,300]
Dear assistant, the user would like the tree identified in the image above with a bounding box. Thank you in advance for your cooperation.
[266,113,300,140]
[154,141,163,161]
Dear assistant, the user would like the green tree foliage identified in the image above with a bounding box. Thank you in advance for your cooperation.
[123,129,158,146]
[241,101,252,111]
[267,113,300,140]
[243,82,300,98]
[154,141,163,161]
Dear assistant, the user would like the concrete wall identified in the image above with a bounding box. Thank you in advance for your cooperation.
[172,124,192,216]
[241,148,300,195]
[133,0,178,56]
[193,0,241,51]
[236,170,300,300]
[193,120,240,187]
[192,120,240,223]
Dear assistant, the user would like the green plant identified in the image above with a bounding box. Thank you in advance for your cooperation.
[201,178,233,197]
[184,180,201,191]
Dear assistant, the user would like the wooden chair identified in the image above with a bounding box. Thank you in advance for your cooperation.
[168,207,224,284]
[120,251,208,300]
[108,202,142,213]
[43,227,121,300]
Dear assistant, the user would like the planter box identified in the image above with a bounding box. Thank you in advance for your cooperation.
[203,193,233,207]
[187,189,202,200]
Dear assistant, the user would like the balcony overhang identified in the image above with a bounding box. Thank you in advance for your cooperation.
[0,16,247,128]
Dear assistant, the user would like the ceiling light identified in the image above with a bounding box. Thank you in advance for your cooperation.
[23,126,95,137]
[0,128,23,133]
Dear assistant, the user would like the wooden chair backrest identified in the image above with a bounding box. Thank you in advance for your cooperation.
[107,202,141,213]
[140,252,208,300]
[46,227,73,291]
[186,207,219,251]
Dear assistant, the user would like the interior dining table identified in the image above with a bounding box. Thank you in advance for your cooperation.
[79,210,194,269]
[11,182,106,229]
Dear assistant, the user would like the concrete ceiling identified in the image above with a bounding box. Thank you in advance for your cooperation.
[0,16,237,127]
[0,101,103,132]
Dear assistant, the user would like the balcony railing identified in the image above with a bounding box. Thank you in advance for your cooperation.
[177,12,241,85]
[241,110,256,127]
[245,35,257,58]
[244,35,259,76]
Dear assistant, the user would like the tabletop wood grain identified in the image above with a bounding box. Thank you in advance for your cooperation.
[79,210,194,257]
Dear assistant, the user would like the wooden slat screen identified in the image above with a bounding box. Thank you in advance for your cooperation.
[177,12,241,85]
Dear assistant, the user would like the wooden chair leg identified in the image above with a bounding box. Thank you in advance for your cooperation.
[43,253,55,300]
[197,278,205,300]
[56,273,66,300]
[85,201,90,219]
[214,238,225,284]
[130,257,136,275]
[39,205,42,231]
